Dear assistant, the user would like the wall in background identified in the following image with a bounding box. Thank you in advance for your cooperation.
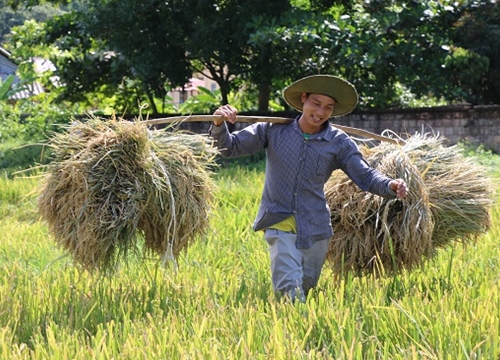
[159,104,500,153]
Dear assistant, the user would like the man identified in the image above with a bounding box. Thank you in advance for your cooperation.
[210,74,408,302]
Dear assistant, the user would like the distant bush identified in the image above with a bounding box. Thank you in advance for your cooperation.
[1,100,73,143]
[0,100,71,171]
[0,139,52,172]
[0,103,24,141]
[459,141,500,178]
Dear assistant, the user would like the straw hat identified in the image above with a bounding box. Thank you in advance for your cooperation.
[283,75,358,116]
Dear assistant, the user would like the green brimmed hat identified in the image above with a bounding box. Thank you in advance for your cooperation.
[283,74,358,116]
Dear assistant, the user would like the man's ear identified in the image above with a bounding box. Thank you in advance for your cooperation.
[300,92,308,103]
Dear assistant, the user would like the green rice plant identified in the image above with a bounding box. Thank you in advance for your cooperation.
[0,153,499,359]
[0,172,40,222]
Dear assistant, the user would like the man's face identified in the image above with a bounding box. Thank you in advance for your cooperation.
[299,92,336,130]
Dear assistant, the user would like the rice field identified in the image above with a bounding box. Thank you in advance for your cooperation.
[0,149,499,359]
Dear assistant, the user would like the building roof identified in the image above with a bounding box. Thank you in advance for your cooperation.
[0,47,11,59]
[0,47,17,82]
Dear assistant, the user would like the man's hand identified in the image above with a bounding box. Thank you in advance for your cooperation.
[213,104,238,126]
[390,179,408,199]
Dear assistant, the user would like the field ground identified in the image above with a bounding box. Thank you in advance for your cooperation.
[0,152,499,359]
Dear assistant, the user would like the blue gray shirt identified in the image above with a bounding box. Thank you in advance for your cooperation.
[209,118,396,248]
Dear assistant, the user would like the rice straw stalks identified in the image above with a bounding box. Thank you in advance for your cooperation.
[37,117,218,272]
[325,132,494,277]
[326,149,434,276]
[398,134,494,249]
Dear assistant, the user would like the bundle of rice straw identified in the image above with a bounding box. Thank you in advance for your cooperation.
[325,132,495,276]
[38,117,218,272]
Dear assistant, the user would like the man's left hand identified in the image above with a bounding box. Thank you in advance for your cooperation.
[390,179,408,199]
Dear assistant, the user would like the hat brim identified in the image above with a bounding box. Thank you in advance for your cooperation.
[283,75,358,116]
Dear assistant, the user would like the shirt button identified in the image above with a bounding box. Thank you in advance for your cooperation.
[293,211,297,214]
[294,193,297,196]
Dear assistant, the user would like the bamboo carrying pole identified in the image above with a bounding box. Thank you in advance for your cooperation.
[144,115,405,145]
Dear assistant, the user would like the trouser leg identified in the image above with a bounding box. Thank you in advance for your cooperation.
[264,228,330,301]
[265,228,304,301]
[301,238,330,295]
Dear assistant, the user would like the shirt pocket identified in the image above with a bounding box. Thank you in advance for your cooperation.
[315,154,332,177]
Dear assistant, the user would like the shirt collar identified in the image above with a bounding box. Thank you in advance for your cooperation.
[291,116,335,141]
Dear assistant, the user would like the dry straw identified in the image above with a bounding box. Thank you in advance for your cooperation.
[325,132,495,277]
[38,117,218,272]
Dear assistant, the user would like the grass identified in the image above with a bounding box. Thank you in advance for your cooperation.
[0,151,499,359]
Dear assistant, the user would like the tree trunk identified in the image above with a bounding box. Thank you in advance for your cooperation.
[220,82,230,105]
[258,81,271,112]
[145,88,158,114]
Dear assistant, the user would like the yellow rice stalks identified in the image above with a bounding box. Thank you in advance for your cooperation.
[325,133,495,276]
[37,117,218,272]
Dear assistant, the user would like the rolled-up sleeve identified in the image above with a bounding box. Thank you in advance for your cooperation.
[338,140,396,199]
[209,122,268,158]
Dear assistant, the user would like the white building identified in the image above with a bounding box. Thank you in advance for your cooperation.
[168,75,219,108]
[0,47,46,100]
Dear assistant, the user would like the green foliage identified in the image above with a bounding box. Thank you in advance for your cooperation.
[177,86,271,115]
[44,0,193,114]
[6,11,167,115]
[0,75,15,101]
[246,9,321,96]
[178,86,222,115]
[22,102,73,137]
[0,0,64,45]
[459,141,500,178]
[0,139,51,171]
[0,102,23,140]
[391,82,447,108]
[444,46,490,103]
[1,101,60,146]
[246,1,467,109]
[151,95,177,116]
[1,97,74,143]
[188,0,292,109]
[0,101,66,170]
[4,0,71,10]
[6,20,62,105]
[3,18,90,141]
[329,1,462,108]
[2,0,500,117]
[451,0,500,104]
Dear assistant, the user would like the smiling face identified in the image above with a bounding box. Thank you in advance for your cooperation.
[297,93,336,134]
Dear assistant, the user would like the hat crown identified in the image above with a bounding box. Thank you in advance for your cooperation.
[283,75,358,117]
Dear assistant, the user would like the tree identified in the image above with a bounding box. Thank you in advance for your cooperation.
[245,8,321,111]
[185,0,295,109]
[0,0,64,45]
[10,0,301,112]
[279,1,468,108]
[342,1,462,107]
[7,0,295,112]
[450,0,500,104]
[83,0,193,113]
[244,1,466,109]
[5,0,500,113]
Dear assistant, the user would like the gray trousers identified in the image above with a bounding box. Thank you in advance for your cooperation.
[264,228,330,302]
